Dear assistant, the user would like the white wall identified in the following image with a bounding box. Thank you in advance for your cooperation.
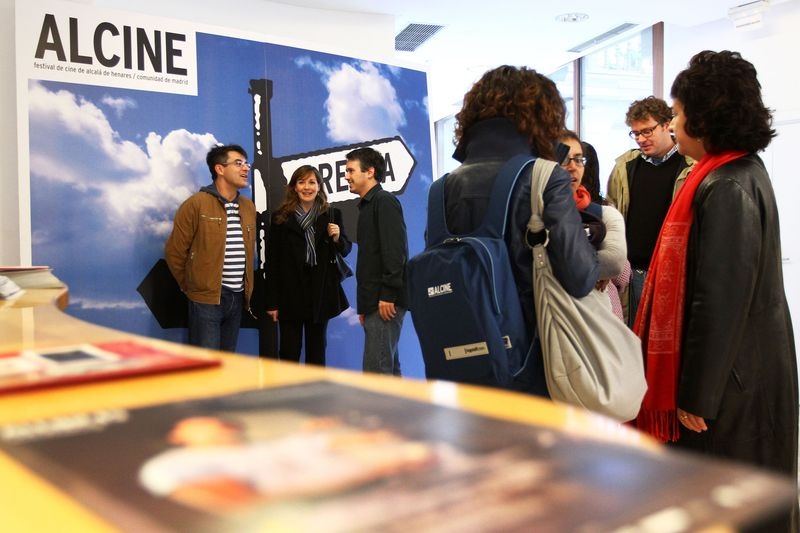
[0,0,19,265]
[0,0,397,265]
[665,2,800,351]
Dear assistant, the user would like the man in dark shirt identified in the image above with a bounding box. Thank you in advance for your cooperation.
[345,147,408,375]
[606,97,694,327]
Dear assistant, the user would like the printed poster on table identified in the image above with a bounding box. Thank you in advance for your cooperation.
[0,380,794,532]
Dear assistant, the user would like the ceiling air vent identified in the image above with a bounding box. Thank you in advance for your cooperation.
[568,23,637,53]
[395,23,443,52]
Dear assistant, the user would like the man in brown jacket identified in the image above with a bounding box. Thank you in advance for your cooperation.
[165,144,256,351]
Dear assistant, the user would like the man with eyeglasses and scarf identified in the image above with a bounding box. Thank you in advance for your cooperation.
[607,96,694,327]
[165,144,256,351]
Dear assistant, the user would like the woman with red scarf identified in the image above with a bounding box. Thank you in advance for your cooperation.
[560,131,629,321]
[635,51,797,529]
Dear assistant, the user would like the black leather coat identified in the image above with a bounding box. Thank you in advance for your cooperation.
[264,207,351,322]
[445,118,599,395]
[674,154,798,482]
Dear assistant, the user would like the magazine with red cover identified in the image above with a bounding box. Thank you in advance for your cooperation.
[0,340,219,393]
[0,380,795,532]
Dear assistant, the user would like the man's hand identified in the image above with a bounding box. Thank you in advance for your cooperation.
[378,300,396,321]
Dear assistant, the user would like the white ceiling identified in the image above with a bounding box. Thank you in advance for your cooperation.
[273,0,777,118]
[279,0,737,68]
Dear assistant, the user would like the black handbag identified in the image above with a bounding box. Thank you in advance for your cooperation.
[331,247,353,280]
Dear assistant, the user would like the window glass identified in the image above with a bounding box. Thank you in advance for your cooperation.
[434,114,459,178]
[432,26,656,189]
[580,27,653,193]
[549,63,575,132]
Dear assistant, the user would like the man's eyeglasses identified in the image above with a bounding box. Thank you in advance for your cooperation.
[221,159,251,168]
[562,156,587,168]
[628,124,663,139]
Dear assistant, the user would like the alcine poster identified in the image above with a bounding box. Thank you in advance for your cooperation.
[16,0,433,375]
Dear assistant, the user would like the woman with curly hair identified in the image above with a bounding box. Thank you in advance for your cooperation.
[634,51,797,528]
[444,65,599,395]
[264,165,351,366]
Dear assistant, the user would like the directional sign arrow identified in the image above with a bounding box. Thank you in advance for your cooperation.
[277,136,417,204]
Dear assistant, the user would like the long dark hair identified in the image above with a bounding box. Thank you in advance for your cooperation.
[582,141,603,203]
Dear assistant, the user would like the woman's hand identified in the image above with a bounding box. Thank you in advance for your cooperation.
[267,310,278,322]
[677,408,707,432]
[328,223,340,242]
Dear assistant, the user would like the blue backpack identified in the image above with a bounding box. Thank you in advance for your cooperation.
[408,154,535,388]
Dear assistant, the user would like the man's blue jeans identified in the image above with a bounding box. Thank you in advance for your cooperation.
[187,288,243,352]
[362,307,405,376]
[628,268,647,329]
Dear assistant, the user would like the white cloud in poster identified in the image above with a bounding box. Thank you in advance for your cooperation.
[29,82,148,175]
[108,129,218,237]
[295,58,406,143]
[101,95,138,118]
[339,306,360,327]
[71,297,147,311]
[28,82,218,238]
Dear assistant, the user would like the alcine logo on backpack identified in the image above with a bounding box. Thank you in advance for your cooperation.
[427,283,453,297]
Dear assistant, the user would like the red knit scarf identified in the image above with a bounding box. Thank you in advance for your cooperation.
[573,185,591,210]
[633,151,746,442]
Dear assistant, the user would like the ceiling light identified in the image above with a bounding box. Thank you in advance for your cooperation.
[555,13,589,23]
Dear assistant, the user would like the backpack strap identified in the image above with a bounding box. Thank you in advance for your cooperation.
[425,173,449,247]
[478,154,535,239]
[425,154,534,247]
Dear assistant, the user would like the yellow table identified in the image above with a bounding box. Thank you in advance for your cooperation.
[0,288,776,533]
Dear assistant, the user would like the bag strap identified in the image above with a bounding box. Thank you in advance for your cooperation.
[582,201,602,220]
[426,154,534,246]
[328,207,340,252]
[527,158,558,235]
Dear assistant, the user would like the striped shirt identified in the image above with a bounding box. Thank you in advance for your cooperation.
[222,201,245,292]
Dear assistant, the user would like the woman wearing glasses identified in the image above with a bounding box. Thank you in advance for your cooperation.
[561,131,629,321]
[264,165,352,366]
[635,51,797,530]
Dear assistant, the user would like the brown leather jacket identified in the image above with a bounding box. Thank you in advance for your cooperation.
[164,185,256,309]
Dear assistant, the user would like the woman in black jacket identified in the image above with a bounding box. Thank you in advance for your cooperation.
[635,50,797,530]
[265,165,351,365]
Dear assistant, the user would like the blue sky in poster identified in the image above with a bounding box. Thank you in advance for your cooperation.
[28,32,433,376]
